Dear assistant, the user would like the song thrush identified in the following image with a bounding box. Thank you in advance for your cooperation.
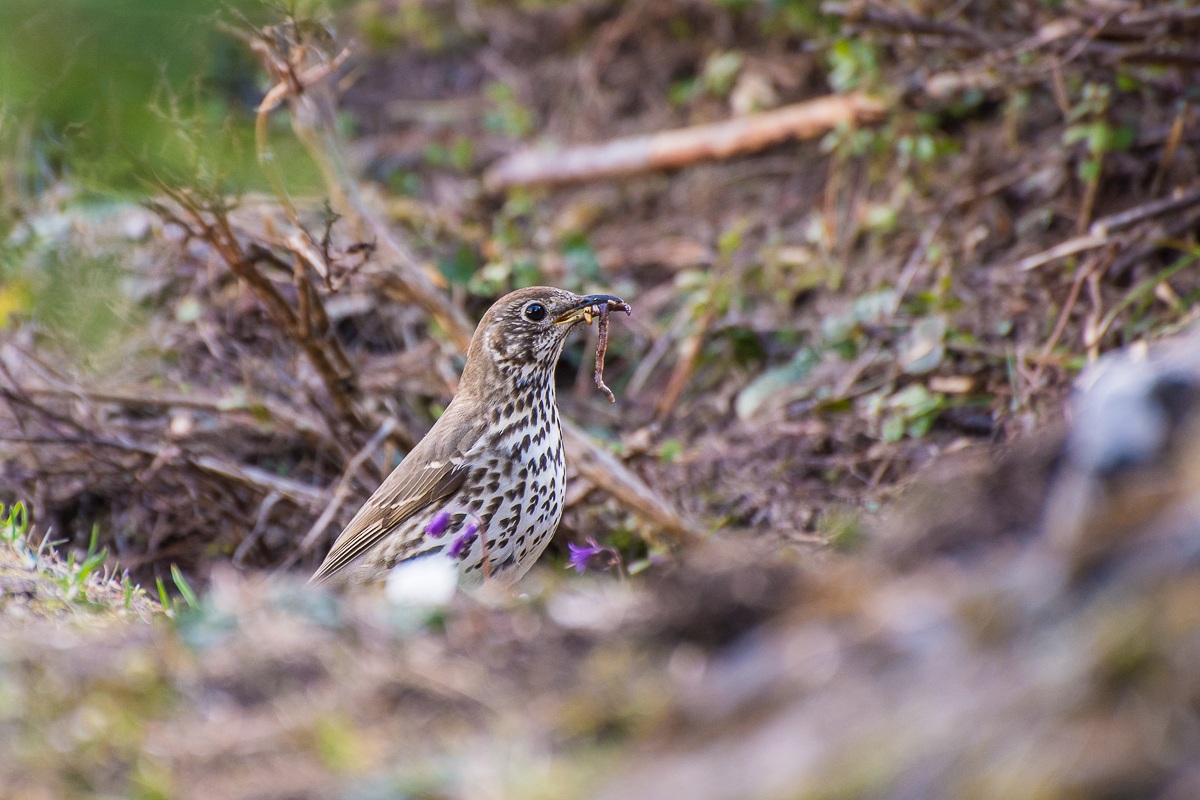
[311,287,629,589]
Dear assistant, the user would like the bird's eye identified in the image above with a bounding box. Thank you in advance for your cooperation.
[522,302,548,322]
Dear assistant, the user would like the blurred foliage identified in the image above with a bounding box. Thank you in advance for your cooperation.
[29,245,135,352]
[0,0,331,196]
[354,0,449,51]
[0,0,341,351]
[483,81,534,139]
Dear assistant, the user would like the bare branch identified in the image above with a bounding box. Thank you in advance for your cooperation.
[483,94,887,191]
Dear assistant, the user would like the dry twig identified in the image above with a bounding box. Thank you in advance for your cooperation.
[148,187,380,445]
[483,94,886,191]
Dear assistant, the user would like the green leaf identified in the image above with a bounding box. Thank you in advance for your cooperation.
[77,535,108,584]
[437,242,480,286]
[1108,125,1135,151]
[717,226,743,257]
[1087,124,1110,153]
[561,234,601,284]
[483,82,533,138]
[881,412,906,442]
[449,137,474,171]
[658,439,684,463]
[2,502,28,542]
[424,143,450,167]
[702,51,744,97]
[171,565,199,609]
[889,383,938,414]
[1063,124,1092,146]
[668,78,701,107]
[735,347,819,420]
[511,259,541,288]
[388,170,422,197]
[863,204,898,233]
[1115,73,1140,92]
[900,316,947,375]
[907,413,935,438]
[156,577,173,614]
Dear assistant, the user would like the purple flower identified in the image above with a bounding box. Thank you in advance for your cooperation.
[447,515,481,560]
[424,510,452,539]
[566,538,620,574]
[566,541,601,573]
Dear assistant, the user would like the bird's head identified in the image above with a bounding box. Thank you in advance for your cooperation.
[460,286,626,391]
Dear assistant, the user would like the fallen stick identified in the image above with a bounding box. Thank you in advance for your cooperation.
[1018,185,1200,271]
[821,1,991,45]
[0,433,326,508]
[21,385,329,440]
[1017,233,1109,272]
[1088,186,1200,237]
[483,93,886,191]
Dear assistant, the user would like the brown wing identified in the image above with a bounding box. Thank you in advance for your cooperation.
[310,410,484,584]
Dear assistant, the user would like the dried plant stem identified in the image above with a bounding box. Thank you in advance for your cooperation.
[484,94,886,191]
[151,187,384,448]
[0,432,324,507]
[246,27,475,352]
[22,386,330,441]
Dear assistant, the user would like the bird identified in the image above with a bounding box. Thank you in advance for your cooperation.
[311,286,629,591]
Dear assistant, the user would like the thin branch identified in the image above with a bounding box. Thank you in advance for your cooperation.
[483,94,887,191]
[0,433,325,507]
[1089,186,1200,237]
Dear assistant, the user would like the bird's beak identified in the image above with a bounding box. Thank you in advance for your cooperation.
[554,294,627,325]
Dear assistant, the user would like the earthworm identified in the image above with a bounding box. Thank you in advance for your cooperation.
[593,300,632,403]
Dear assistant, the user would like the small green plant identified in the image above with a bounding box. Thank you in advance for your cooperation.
[1,501,29,543]
[658,438,685,463]
[437,241,480,287]
[702,51,744,98]
[470,191,542,296]
[156,565,199,616]
[1063,83,1134,182]
[827,38,881,93]
[424,137,475,172]
[356,0,446,51]
[818,508,865,552]
[483,82,533,139]
[864,383,948,442]
[560,232,602,289]
[387,170,422,197]
[760,0,838,35]
[55,523,109,603]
